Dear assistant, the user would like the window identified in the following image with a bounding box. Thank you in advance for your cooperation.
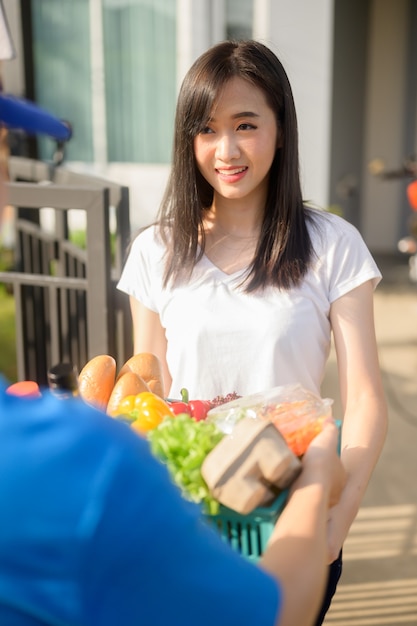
[32,0,94,162]
[32,0,176,164]
[103,0,176,162]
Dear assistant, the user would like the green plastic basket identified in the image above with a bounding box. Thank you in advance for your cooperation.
[203,419,342,562]
[204,490,288,563]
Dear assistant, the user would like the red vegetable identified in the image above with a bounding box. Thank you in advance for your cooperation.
[168,388,212,421]
[188,399,212,421]
[169,400,191,416]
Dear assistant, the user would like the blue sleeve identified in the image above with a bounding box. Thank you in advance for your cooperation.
[80,434,281,626]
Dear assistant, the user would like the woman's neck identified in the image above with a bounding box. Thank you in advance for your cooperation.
[201,204,262,275]
[204,198,263,239]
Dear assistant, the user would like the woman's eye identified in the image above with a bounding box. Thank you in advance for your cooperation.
[238,123,256,131]
[200,126,214,135]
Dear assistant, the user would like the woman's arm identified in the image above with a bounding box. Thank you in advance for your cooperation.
[129,296,172,396]
[261,422,346,626]
[327,279,388,562]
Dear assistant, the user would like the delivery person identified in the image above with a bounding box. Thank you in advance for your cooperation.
[0,379,344,626]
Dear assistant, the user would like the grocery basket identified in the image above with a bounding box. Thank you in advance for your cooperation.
[204,489,288,563]
[202,419,342,563]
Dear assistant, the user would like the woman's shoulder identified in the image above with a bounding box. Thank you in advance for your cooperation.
[306,207,365,248]
[131,223,159,244]
[305,207,381,295]
[129,223,166,255]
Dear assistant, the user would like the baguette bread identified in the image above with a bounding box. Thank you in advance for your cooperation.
[117,353,164,398]
[78,354,117,411]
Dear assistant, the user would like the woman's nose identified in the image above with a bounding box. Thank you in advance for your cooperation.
[215,132,240,160]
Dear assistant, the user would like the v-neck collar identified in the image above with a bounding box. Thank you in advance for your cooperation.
[198,250,250,283]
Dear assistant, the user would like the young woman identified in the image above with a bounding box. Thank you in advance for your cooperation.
[118,40,387,624]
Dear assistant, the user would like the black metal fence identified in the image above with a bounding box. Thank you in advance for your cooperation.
[0,156,133,385]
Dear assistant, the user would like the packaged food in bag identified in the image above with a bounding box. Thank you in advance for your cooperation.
[207,384,333,457]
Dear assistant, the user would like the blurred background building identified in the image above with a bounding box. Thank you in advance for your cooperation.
[2,0,417,252]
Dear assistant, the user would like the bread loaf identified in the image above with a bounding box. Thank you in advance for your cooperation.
[78,354,117,411]
[117,353,164,398]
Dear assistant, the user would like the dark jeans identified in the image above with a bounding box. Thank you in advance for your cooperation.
[314,550,343,626]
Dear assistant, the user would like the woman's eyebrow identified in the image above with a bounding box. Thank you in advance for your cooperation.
[208,111,260,122]
[232,111,260,119]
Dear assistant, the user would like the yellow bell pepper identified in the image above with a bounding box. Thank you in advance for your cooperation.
[117,392,172,434]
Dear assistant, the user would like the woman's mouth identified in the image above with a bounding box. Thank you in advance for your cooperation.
[216,166,248,181]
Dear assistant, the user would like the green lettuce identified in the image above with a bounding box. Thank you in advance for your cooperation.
[147,413,224,514]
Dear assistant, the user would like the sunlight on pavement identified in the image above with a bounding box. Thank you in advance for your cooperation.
[324,579,417,624]
[343,505,417,560]
[324,505,417,624]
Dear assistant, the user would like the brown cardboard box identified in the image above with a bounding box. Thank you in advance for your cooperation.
[201,417,302,514]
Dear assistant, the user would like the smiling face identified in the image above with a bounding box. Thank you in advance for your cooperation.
[193,77,279,212]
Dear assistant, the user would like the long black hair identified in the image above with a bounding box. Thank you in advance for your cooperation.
[158,39,315,291]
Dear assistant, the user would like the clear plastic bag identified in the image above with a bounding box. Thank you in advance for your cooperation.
[207,384,333,457]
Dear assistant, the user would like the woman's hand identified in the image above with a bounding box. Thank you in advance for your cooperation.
[300,422,347,564]
[295,421,346,508]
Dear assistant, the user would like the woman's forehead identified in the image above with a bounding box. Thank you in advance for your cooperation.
[208,77,271,118]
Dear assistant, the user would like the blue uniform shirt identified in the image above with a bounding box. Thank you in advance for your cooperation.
[0,379,280,625]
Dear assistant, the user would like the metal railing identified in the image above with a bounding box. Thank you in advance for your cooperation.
[0,157,133,385]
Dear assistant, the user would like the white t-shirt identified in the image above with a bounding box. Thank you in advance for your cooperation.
[117,210,381,400]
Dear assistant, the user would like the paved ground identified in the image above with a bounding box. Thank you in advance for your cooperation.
[322,254,417,625]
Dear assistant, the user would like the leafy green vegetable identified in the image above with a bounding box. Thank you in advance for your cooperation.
[147,413,224,514]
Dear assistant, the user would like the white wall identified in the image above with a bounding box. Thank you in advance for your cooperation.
[254,0,334,209]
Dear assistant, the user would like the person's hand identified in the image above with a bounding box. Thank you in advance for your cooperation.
[297,421,346,508]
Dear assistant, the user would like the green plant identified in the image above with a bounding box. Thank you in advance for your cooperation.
[70,229,116,262]
[0,283,17,383]
[0,246,17,382]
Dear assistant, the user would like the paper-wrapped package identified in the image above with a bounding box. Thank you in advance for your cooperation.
[201,417,301,514]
